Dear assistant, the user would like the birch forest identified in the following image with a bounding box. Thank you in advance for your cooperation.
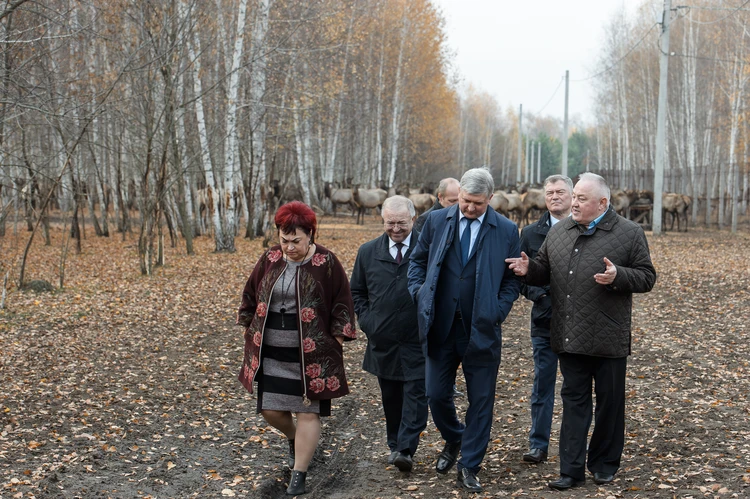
[1,0,749,283]
[0,0,458,277]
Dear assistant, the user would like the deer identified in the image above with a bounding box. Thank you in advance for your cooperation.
[352,185,387,224]
[610,189,632,219]
[408,192,436,216]
[490,190,509,217]
[662,192,691,232]
[520,188,546,227]
[324,182,358,218]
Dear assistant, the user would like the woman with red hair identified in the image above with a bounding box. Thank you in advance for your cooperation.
[236,201,356,495]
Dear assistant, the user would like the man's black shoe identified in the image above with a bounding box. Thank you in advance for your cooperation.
[548,475,585,490]
[393,452,413,472]
[457,468,482,493]
[387,450,399,465]
[522,448,548,463]
[593,472,614,484]
[435,440,461,474]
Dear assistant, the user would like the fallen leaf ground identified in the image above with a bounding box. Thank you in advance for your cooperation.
[1,217,749,499]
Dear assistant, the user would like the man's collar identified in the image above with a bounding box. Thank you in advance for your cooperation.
[458,211,486,225]
[549,212,570,226]
[587,210,607,229]
[389,232,412,248]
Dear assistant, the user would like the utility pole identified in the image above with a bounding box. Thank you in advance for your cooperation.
[537,142,542,183]
[653,0,672,235]
[585,149,590,172]
[561,70,569,176]
[525,135,530,184]
[517,104,523,184]
[529,140,535,184]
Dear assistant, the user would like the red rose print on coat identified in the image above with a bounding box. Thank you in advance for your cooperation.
[342,322,356,338]
[305,363,322,379]
[253,331,262,347]
[256,302,268,318]
[326,376,340,391]
[309,378,325,393]
[251,355,259,371]
[303,337,316,353]
[267,250,282,262]
[311,253,327,267]
[300,307,316,323]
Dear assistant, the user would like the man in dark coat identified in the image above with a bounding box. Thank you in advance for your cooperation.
[350,195,427,473]
[408,167,520,492]
[414,177,459,232]
[506,173,656,490]
[518,174,573,465]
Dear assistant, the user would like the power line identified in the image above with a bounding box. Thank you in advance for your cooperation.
[535,76,564,114]
[571,23,659,82]
[675,0,750,25]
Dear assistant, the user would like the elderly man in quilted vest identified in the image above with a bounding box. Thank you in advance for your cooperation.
[506,173,656,491]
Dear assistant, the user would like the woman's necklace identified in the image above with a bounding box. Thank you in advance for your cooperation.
[278,244,313,327]
[278,269,296,328]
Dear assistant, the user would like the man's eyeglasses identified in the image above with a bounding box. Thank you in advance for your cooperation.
[384,221,409,229]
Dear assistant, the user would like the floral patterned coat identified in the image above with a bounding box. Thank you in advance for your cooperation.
[237,244,357,403]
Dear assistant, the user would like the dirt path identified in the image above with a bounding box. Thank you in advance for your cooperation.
[1,223,748,498]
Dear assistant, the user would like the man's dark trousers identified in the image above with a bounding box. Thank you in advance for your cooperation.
[426,319,499,474]
[529,335,557,453]
[377,377,428,456]
[558,353,627,481]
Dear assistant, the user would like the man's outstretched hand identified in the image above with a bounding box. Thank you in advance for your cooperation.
[505,252,529,276]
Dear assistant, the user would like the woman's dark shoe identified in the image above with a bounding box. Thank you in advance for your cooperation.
[286,470,307,495]
[435,440,461,474]
[287,439,295,468]
[548,474,584,490]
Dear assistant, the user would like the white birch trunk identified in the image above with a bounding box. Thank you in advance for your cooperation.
[176,80,195,236]
[375,36,385,185]
[184,0,222,240]
[324,6,356,184]
[218,0,249,251]
[249,0,271,236]
[683,13,699,221]
[702,73,717,226]
[293,95,313,206]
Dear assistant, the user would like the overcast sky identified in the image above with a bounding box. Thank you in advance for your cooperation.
[432,0,645,124]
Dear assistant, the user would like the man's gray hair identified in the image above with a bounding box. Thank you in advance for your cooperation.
[578,172,610,202]
[460,167,494,198]
[436,177,459,196]
[382,195,415,217]
[544,174,573,193]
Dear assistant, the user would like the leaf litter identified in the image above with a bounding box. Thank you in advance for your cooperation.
[0,221,748,498]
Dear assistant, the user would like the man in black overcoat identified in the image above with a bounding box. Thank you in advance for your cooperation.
[518,174,573,465]
[350,195,427,473]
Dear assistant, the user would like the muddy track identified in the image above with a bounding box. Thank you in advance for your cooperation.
[246,390,365,498]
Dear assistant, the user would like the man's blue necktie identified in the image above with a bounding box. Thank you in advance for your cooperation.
[461,218,476,265]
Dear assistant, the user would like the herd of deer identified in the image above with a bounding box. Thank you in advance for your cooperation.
[324,182,435,225]
[324,182,692,232]
[193,180,692,232]
[491,187,691,232]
